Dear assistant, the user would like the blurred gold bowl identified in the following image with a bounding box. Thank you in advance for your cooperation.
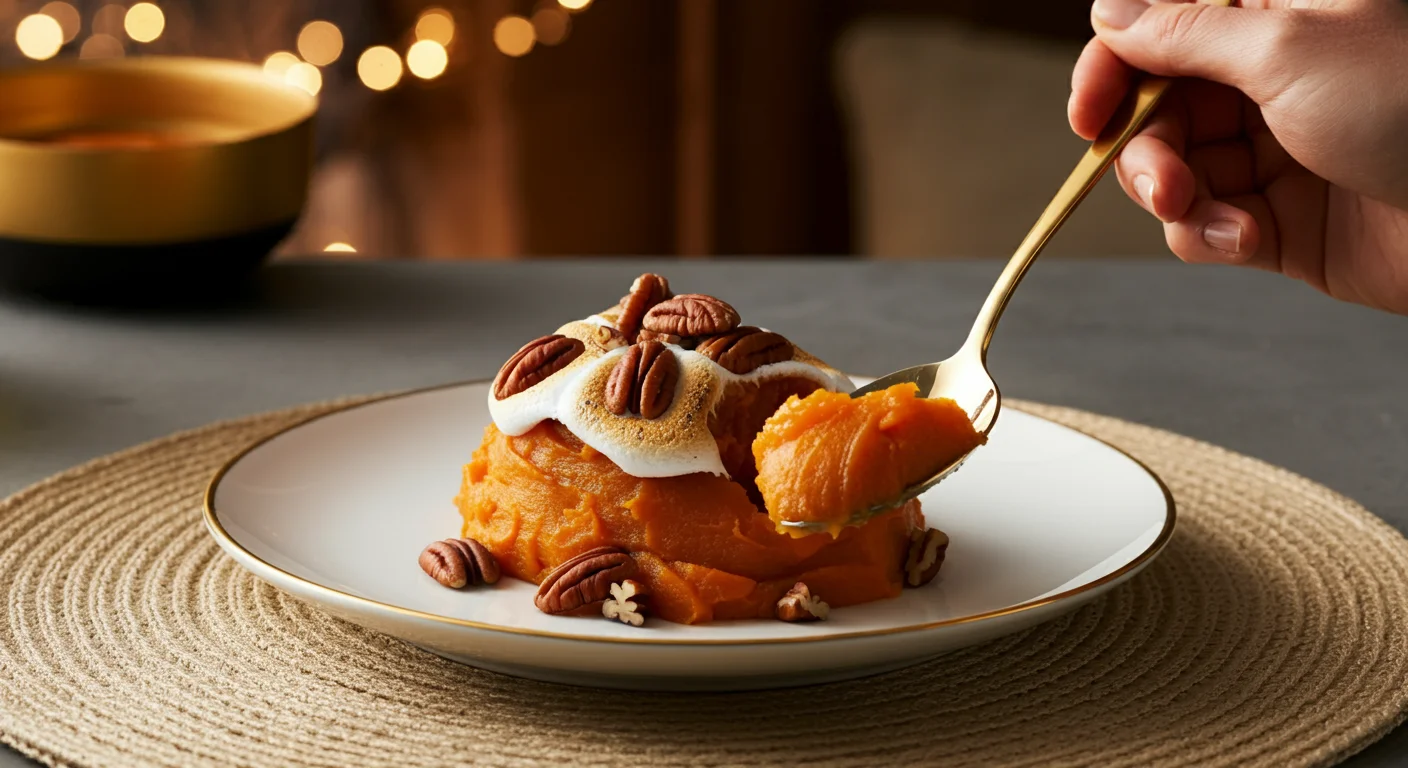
[0,56,316,302]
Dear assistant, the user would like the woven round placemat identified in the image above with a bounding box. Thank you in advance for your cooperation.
[1,397,1406,768]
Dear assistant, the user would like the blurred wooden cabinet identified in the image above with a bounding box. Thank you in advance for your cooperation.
[281,0,1102,258]
[505,0,1100,258]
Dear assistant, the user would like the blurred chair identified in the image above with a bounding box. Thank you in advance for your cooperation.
[835,17,1172,259]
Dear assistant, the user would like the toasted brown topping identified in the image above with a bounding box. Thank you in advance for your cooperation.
[492,334,585,400]
[697,327,794,375]
[642,294,740,338]
[419,538,501,589]
[605,340,680,419]
[904,528,949,588]
[616,273,673,342]
[535,546,638,615]
[775,582,829,621]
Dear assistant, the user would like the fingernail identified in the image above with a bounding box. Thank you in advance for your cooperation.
[1133,175,1156,213]
[1202,220,1243,256]
[1093,0,1151,29]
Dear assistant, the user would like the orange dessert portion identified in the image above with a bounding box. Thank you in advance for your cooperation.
[457,378,924,624]
[449,273,968,625]
[754,383,985,535]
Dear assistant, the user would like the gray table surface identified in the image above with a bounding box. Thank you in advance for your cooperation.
[2,258,1406,766]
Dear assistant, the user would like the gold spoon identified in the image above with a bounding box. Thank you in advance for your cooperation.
[779,12,1228,534]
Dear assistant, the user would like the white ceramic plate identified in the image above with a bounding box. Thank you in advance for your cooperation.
[205,380,1173,691]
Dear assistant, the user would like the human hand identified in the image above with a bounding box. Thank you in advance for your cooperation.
[1069,0,1408,314]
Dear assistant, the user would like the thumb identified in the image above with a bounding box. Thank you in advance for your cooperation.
[1091,0,1300,103]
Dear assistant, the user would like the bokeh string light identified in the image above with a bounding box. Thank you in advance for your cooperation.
[284,61,321,95]
[263,51,300,78]
[15,13,62,60]
[405,39,447,80]
[78,32,123,59]
[357,45,403,91]
[91,4,126,37]
[123,2,164,44]
[530,5,570,46]
[297,20,342,67]
[493,15,534,57]
[414,8,455,46]
[39,1,79,43]
[558,0,593,10]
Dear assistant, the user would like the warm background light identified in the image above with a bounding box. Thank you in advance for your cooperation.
[558,0,593,10]
[531,6,571,46]
[284,61,322,95]
[357,46,403,91]
[493,15,534,57]
[406,40,447,80]
[15,14,63,60]
[39,1,80,43]
[91,3,126,37]
[323,242,357,253]
[414,8,455,46]
[297,20,342,66]
[262,51,299,78]
[78,32,123,59]
[123,2,165,43]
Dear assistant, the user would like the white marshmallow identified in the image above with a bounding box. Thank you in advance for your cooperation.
[485,313,852,479]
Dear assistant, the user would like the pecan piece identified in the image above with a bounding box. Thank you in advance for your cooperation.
[419,538,501,589]
[696,326,794,374]
[776,582,830,621]
[535,546,638,615]
[904,528,949,588]
[591,324,627,350]
[616,273,672,342]
[642,294,740,338]
[492,334,585,400]
[602,579,649,627]
[605,340,680,419]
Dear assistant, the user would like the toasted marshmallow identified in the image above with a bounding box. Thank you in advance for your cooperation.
[486,309,853,479]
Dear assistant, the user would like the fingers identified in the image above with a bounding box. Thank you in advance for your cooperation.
[1089,0,1302,104]
[1069,38,1132,141]
[1162,198,1265,267]
[1186,140,1258,198]
[1111,97,1193,222]
[1114,134,1197,222]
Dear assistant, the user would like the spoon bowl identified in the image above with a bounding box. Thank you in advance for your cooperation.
[845,355,999,517]
[778,344,999,534]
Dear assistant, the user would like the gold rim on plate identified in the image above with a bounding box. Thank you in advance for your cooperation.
[202,380,1176,646]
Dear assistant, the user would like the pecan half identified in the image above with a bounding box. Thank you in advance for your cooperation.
[637,328,683,345]
[696,326,794,374]
[776,582,830,621]
[605,340,680,419]
[492,334,585,400]
[535,546,638,615]
[419,538,501,589]
[616,273,672,342]
[642,294,740,338]
[904,528,949,588]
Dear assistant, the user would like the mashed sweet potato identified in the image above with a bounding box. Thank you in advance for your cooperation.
[455,378,923,624]
[753,383,984,535]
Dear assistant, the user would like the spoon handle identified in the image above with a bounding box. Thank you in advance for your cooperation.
[962,74,1171,357]
[961,0,1232,360]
